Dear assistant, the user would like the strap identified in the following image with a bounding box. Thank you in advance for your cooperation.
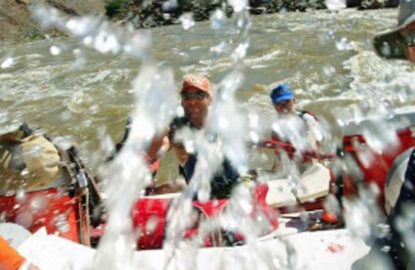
[63,146,102,244]
[67,146,102,203]
[57,147,76,186]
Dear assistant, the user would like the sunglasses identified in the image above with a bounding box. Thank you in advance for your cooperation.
[181,90,209,101]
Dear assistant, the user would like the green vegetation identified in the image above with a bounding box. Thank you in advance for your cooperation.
[105,0,126,18]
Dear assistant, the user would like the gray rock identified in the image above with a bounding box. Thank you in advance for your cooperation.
[0,0,106,44]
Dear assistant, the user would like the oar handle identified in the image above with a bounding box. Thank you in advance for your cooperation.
[261,139,336,161]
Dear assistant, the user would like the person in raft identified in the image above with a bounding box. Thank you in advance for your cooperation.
[265,83,322,172]
[115,74,241,199]
[353,0,415,269]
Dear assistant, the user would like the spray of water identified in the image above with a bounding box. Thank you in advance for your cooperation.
[30,4,184,268]
[161,0,276,265]
[325,0,346,12]
[14,1,415,269]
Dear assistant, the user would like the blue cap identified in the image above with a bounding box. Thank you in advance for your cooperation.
[270,83,294,105]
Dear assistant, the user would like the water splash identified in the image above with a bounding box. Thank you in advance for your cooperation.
[179,13,195,30]
[4,4,411,270]
[210,9,226,30]
[49,45,61,56]
[343,184,383,242]
[335,37,352,51]
[93,65,178,269]
[396,204,415,256]
[325,0,346,11]
[29,5,180,269]
[1,57,14,69]
[210,70,249,174]
[229,0,248,13]
[32,5,151,60]
[162,0,178,12]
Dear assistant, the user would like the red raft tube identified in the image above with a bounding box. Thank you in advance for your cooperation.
[131,182,279,250]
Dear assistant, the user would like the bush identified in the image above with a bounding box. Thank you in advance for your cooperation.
[106,0,127,18]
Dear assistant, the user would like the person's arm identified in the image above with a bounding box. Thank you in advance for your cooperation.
[302,112,321,152]
[111,117,170,164]
[146,133,170,162]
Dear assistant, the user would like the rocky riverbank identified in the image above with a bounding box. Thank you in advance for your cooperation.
[109,0,399,28]
[0,0,105,44]
[0,0,399,44]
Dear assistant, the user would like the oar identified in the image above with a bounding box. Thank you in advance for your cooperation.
[261,139,336,161]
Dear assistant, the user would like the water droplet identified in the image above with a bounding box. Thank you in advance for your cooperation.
[20,168,30,178]
[210,41,229,58]
[249,131,259,143]
[323,65,336,78]
[327,30,335,39]
[15,189,26,202]
[89,105,99,114]
[380,245,391,252]
[54,214,70,233]
[229,0,248,13]
[179,13,195,30]
[30,196,47,211]
[1,57,14,69]
[325,0,346,11]
[177,106,185,117]
[232,41,249,61]
[94,33,120,54]
[146,216,158,233]
[335,37,349,51]
[83,36,93,45]
[219,117,230,129]
[83,119,93,128]
[50,45,61,56]
[376,223,390,238]
[184,139,195,154]
[210,9,226,30]
[162,0,178,12]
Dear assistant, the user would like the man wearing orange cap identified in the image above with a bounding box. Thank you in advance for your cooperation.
[144,74,239,198]
[179,74,212,129]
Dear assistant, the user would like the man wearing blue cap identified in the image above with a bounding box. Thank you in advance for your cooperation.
[270,83,318,123]
[268,83,320,171]
[353,1,415,269]
[270,83,297,115]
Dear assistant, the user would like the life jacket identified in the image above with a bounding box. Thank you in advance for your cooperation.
[0,124,64,192]
[111,117,160,178]
[168,116,194,142]
[0,124,100,245]
[181,154,240,199]
[169,116,240,199]
[269,110,319,162]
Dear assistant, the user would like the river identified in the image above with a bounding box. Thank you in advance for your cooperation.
[1,7,414,185]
